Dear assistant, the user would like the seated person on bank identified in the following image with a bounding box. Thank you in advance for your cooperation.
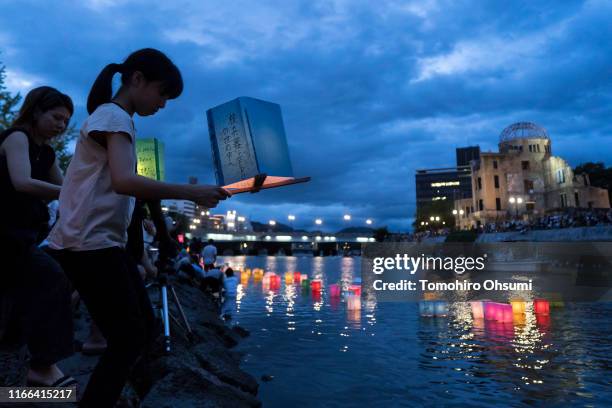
[201,265,223,293]
[177,253,204,282]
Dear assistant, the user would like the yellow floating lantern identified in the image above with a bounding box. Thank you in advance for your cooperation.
[510,299,526,315]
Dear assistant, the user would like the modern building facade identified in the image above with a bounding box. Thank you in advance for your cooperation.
[454,122,610,228]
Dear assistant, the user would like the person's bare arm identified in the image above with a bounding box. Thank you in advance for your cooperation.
[48,158,64,186]
[105,131,231,206]
[3,131,61,199]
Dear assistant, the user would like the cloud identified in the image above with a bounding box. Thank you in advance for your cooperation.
[0,0,610,231]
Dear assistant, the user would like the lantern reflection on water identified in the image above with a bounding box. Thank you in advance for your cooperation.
[329,284,341,298]
[418,301,435,317]
[433,301,449,317]
[347,294,361,310]
[348,284,361,297]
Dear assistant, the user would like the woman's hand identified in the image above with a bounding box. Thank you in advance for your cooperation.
[186,185,232,208]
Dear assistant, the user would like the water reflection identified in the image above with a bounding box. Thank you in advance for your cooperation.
[217,256,611,407]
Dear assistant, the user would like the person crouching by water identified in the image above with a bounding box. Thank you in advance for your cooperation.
[46,48,231,407]
[221,267,238,321]
[0,86,76,388]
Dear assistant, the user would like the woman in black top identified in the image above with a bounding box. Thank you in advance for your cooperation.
[0,86,76,387]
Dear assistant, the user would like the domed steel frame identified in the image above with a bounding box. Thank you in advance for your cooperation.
[499,122,549,143]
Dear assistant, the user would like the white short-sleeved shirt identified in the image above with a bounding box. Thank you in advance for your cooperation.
[223,276,238,296]
[201,244,217,264]
[48,103,136,251]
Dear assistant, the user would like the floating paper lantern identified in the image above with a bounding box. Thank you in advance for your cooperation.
[348,285,361,297]
[510,300,526,315]
[423,292,438,301]
[347,294,361,310]
[484,302,501,321]
[498,304,513,323]
[293,272,301,283]
[419,301,435,317]
[300,274,308,282]
[284,272,294,284]
[433,301,449,317]
[262,272,276,286]
[329,284,341,298]
[301,278,310,288]
[311,280,322,291]
[207,97,310,193]
[470,301,486,319]
[534,299,550,315]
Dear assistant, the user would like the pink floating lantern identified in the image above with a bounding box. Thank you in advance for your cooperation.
[484,302,497,321]
[498,304,513,323]
[470,301,485,319]
[349,285,361,297]
[329,284,341,298]
[534,299,550,315]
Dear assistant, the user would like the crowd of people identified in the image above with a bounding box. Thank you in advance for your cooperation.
[480,208,612,234]
[0,48,233,407]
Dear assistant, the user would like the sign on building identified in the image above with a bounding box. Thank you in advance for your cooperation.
[207,97,309,193]
[136,138,165,181]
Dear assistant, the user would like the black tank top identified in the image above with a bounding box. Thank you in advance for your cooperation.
[0,127,55,231]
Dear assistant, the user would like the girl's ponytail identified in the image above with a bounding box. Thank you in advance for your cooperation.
[86,63,123,114]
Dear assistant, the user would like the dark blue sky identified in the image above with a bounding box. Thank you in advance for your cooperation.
[1,0,611,231]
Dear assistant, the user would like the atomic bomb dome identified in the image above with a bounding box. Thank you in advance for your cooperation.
[499,122,550,143]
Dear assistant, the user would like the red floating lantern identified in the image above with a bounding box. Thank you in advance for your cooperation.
[534,299,550,315]
[349,284,361,297]
[311,280,322,291]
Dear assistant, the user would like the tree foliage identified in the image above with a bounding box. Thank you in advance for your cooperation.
[0,61,21,131]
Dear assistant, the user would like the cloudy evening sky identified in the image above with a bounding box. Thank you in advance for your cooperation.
[1,0,611,231]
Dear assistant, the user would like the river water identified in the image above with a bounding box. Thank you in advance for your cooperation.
[217,255,612,407]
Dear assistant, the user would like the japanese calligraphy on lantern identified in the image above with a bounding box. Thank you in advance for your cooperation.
[136,138,165,181]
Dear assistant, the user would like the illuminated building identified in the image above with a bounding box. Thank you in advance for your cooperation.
[454,122,610,228]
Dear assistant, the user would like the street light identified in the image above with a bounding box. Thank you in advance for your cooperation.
[288,214,296,221]
[429,216,434,221]
[435,216,440,222]
[366,219,373,225]
[269,220,276,226]
[315,218,323,225]
[509,196,523,219]
[343,214,351,221]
